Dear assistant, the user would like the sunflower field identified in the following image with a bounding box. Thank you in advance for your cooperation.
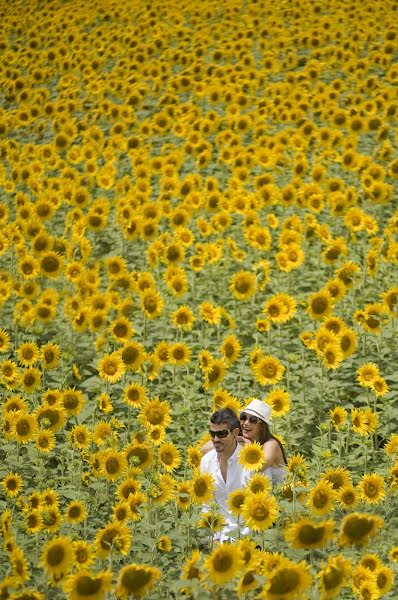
[1,0,398,598]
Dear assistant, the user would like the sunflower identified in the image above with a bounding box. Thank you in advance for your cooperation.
[242,492,278,531]
[175,481,192,511]
[227,489,248,517]
[2,472,23,497]
[338,512,384,547]
[339,327,357,358]
[117,478,141,501]
[236,569,261,597]
[317,553,352,599]
[98,352,125,383]
[253,355,285,386]
[113,501,131,524]
[204,543,244,585]
[287,453,309,479]
[307,290,333,320]
[140,288,164,319]
[229,271,256,301]
[139,398,171,429]
[266,388,290,417]
[307,481,336,515]
[41,343,61,369]
[35,430,56,453]
[11,412,38,444]
[21,368,42,393]
[358,473,385,505]
[120,342,146,372]
[322,342,344,370]
[158,442,181,472]
[168,342,191,366]
[199,301,221,325]
[285,518,335,549]
[204,359,228,389]
[109,316,134,344]
[147,425,166,446]
[187,446,202,470]
[261,559,312,600]
[17,342,39,367]
[220,334,241,365]
[11,547,31,583]
[370,377,389,397]
[385,433,398,457]
[156,535,172,552]
[246,473,272,495]
[65,500,87,524]
[374,565,394,595]
[125,442,154,472]
[239,443,265,472]
[41,536,74,577]
[190,471,215,504]
[95,522,131,559]
[63,570,113,600]
[123,383,148,408]
[39,252,64,278]
[115,563,161,599]
[321,468,351,491]
[197,511,226,533]
[62,388,86,416]
[100,449,127,482]
[25,510,42,534]
[0,328,10,353]
[172,306,196,331]
[263,293,297,324]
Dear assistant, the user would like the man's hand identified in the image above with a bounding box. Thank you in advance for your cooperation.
[237,435,250,445]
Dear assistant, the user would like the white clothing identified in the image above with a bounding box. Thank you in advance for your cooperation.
[200,444,250,543]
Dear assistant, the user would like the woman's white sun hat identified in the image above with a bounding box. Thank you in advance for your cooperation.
[243,399,272,426]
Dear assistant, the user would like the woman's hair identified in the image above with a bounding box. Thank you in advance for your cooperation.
[258,421,287,464]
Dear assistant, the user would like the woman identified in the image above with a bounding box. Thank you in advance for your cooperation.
[201,398,287,486]
[238,398,286,486]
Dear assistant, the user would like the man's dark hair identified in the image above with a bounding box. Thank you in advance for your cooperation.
[210,408,240,431]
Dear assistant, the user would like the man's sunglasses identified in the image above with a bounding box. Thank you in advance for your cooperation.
[239,413,260,425]
[209,429,231,439]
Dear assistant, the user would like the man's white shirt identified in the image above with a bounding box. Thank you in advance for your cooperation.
[200,443,250,542]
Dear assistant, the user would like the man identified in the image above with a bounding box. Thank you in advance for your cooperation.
[200,407,249,543]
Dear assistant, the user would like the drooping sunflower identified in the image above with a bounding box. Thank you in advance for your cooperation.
[239,443,265,472]
[158,442,181,472]
[204,359,228,389]
[285,518,335,549]
[190,471,215,504]
[358,473,385,505]
[94,522,131,559]
[260,559,312,600]
[229,270,256,301]
[253,355,285,386]
[41,536,74,577]
[317,553,352,599]
[115,563,161,599]
[125,442,154,472]
[321,468,351,491]
[197,511,226,533]
[140,288,164,319]
[204,543,244,585]
[98,352,126,383]
[242,492,278,531]
[338,512,384,547]
[329,406,348,432]
[0,328,11,353]
[63,569,112,600]
[11,547,31,583]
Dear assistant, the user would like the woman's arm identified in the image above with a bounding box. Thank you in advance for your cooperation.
[262,439,284,467]
[200,439,214,455]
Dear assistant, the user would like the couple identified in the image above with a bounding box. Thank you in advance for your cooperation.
[200,399,287,543]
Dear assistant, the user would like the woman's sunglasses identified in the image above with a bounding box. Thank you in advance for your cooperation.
[209,429,231,439]
[239,413,260,425]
